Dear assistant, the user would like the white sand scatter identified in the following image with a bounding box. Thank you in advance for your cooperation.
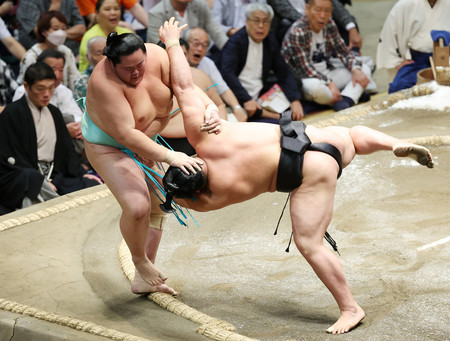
[391,82,450,111]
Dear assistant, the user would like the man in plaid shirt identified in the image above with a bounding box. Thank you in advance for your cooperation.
[281,0,374,111]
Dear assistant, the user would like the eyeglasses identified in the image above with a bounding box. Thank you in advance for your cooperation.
[188,40,209,49]
[247,18,271,26]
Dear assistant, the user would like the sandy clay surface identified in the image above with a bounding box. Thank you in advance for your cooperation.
[1,85,449,341]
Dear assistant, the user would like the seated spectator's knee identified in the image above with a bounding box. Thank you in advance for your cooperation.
[361,64,372,78]
[388,77,415,93]
[303,78,332,104]
[312,86,333,105]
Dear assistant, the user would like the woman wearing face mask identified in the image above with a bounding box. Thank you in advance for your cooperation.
[78,0,133,72]
[17,11,79,90]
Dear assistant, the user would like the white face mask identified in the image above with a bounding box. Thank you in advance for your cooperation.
[47,29,67,46]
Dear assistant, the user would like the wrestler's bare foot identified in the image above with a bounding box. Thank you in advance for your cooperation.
[326,305,365,334]
[134,259,167,287]
[131,270,178,296]
[393,143,434,168]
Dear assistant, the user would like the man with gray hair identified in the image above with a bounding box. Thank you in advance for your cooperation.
[73,36,107,100]
[219,3,303,121]
[212,0,268,37]
[185,27,247,121]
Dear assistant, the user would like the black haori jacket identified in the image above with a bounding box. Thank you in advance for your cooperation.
[0,95,96,212]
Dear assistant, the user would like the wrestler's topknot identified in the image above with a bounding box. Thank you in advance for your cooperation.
[105,32,118,47]
[103,32,146,66]
[159,166,206,213]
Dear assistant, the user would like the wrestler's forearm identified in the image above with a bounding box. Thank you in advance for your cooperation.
[195,85,214,108]
[166,40,196,99]
[165,38,206,136]
[161,19,208,138]
[118,128,172,162]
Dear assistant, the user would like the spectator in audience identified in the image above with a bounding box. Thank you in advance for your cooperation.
[147,0,228,51]
[0,58,18,107]
[0,16,26,62]
[78,0,133,72]
[211,0,267,38]
[17,11,80,90]
[16,0,86,54]
[73,36,107,100]
[269,0,361,50]
[185,27,247,121]
[141,0,161,11]
[0,62,101,214]
[14,49,86,162]
[0,0,20,74]
[377,0,450,93]
[122,1,149,41]
[0,16,24,106]
[76,0,148,30]
[0,1,16,29]
[220,3,303,121]
[281,0,374,111]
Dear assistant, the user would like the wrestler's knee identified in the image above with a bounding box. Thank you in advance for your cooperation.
[293,234,320,258]
[349,125,368,134]
[349,125,370,146]
[124,200,151,222]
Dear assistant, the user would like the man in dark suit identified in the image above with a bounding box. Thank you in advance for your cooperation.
[0,62,101,214]
[219,3,303,121]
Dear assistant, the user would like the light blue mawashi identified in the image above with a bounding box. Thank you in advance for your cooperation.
[121,137,198,227]
[77,97,198,227]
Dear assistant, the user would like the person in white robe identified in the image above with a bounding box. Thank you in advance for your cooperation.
[376,0,450,93]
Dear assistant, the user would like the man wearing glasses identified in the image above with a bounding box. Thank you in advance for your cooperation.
[185,27,247,121]
[219,3,304,121]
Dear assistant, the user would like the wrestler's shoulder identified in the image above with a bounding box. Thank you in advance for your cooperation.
[144,43,167,55]
[88,62,124,95]
[89,60,108,82]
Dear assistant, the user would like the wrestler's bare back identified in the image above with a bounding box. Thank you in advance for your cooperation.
[86,43,174,139]
[188,121,356,211]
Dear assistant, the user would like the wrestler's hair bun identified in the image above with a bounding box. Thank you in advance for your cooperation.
[106,31,118,45]
[162,166,206,199]
[103,32,118,55]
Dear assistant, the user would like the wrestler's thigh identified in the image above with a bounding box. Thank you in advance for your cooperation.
[85,142,150,211]
[308,126,356,167]
[290,152,338,242]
